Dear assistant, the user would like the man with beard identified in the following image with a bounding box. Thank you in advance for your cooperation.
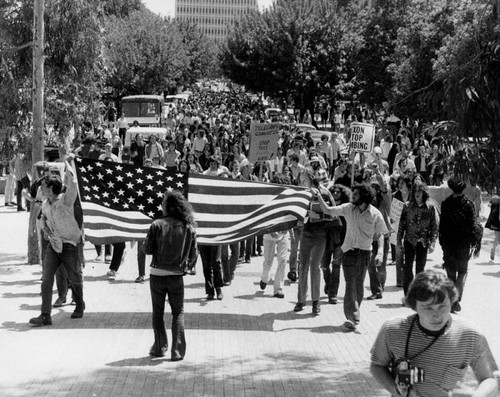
[305,156,328,188]
[313,184,388,331]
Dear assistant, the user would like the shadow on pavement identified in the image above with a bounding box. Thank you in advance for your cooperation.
[0,256,29,267]
[184,282,205,289]
[106,356,165,367]
[376,303,403,309]
[483,271,500,278]
[2,291,41,299]
[0,278,41,287]
[1,310,333,333]
[11,353,385,396]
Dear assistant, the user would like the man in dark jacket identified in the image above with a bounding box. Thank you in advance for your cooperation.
[439,176,482,313]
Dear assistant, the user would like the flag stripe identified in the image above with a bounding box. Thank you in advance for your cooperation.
[189,174,312,245]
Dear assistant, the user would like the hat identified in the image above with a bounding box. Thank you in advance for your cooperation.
[239,159,250,170]
[309,156,321,163]
[209,155,220,164]
[373,146,382,155]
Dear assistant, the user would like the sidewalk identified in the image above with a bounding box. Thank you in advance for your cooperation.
[0,202,499,396]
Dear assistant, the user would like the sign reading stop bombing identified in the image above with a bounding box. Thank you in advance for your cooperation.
[348,122,375,153]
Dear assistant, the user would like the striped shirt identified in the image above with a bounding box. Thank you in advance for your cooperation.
[371,314,498,397]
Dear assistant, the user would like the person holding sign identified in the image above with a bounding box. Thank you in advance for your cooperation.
[397,180,438,297]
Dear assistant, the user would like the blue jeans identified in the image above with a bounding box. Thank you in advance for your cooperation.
[41,243,84,315]
[221,243,239,283]
[368,237,389,295]
[289,225,302,273]
[403,240,428,295]
[443,246,470,302]
[321,245,343,298]
[297,230,327,303]
[150,274,186,360]
[342,249,370,323]
[199,245,223,295]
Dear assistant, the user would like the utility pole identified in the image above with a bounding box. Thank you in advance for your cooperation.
[32,0,44,165]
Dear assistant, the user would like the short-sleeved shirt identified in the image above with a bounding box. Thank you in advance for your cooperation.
[327,202,387,252]
[371,314,498,397]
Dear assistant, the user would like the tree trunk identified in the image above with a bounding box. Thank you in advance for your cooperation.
[29,0,44,265]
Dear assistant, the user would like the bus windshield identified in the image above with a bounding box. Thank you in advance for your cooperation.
[121,95,164,127]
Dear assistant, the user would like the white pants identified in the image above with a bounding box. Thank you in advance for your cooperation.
[261,235,289,294]
[5,174,15,204]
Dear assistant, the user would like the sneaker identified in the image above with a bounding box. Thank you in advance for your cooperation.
[287,271,297,282]
[135,276,145,283]
[343,320,356,331]
[29,314,52,326]
[107,270,116,279]
[293,302,305,312]
[312,301,320,315]
[206,294,215,300]
[366,293,383,300]
[328,296,338,304]
[188,268,196,275]
[94,255,103,262]
[216,288,223,300]
[105,255,112,264]
[53,297,67,307]
[259,280,266,290]
[273,292,285,299]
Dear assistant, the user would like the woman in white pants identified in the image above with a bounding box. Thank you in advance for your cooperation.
[259,230,289,298]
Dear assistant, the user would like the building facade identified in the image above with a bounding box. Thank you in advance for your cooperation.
[175,0,259,42]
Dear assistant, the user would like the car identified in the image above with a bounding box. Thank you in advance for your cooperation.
[124,127,169,147]
[264,108,282,120]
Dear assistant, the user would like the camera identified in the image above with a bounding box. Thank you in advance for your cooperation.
[394,360,425,388]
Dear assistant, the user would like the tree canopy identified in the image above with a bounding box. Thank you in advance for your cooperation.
[220,0,344,125]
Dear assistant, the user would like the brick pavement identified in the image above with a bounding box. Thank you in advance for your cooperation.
[0,201,499,397]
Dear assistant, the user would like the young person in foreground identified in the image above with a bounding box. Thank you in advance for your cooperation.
[370,269,498,397]
[144,190,198,361]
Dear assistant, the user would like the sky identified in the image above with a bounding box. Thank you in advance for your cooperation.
[142,0,274,17]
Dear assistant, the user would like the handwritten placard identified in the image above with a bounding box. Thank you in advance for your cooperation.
[248,122,281,163]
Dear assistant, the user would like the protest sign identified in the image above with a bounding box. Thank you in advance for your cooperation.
[348,122,375,153]
[248,122,280,163]
[390,198,405,245]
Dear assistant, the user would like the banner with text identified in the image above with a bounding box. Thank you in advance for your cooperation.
[348,122,375,153]
[248,122,281,163]
[389,198,405,245]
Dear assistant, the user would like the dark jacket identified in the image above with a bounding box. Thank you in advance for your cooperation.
[144,216,198,273]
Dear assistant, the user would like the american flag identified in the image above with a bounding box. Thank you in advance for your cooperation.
[74,157,312,245]
[190,174,312,245]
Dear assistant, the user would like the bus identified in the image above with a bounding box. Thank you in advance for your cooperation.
[121,95,166,127]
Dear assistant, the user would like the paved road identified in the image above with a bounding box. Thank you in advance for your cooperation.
[0,200,499,396]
